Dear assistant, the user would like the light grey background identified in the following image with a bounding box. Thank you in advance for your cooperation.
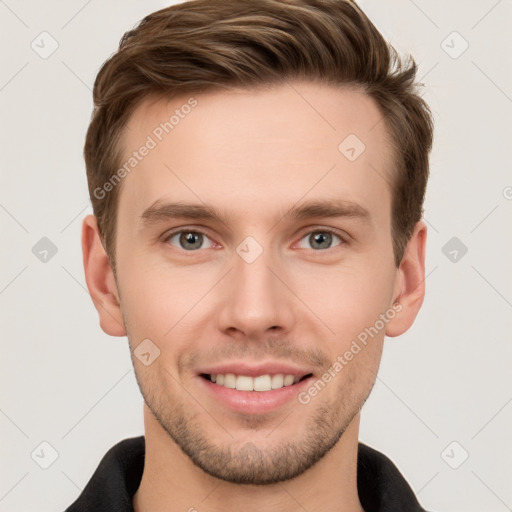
[1,1,511,511]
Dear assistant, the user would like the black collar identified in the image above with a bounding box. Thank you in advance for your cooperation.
[65,436,428,511]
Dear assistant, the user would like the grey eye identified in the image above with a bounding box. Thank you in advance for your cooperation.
[168,231,214,251]
[297,231,342,250]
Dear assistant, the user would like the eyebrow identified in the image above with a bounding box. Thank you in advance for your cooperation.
[140,198,371,227]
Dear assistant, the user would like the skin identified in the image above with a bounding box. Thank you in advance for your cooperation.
[82,81,427,512]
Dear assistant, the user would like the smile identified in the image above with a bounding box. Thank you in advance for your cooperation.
[201,373,313,391]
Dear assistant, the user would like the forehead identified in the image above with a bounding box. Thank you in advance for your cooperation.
[117,81,395,230]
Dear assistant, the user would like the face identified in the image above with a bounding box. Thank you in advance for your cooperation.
[111,82,402,484]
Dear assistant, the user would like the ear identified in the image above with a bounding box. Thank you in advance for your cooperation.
[385,220,427,337]
[81,214,126,336]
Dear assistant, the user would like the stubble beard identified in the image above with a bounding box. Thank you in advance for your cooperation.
[139,372,372,485]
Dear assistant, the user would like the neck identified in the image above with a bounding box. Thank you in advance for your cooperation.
[133,404,364,512]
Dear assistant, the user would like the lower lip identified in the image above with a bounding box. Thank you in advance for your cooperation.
[197,375,314,414]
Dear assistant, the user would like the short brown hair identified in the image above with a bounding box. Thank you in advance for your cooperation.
[84,0,434,271]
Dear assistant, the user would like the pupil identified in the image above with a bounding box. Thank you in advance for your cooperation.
[180,232,202,250]
[311,232,332,249]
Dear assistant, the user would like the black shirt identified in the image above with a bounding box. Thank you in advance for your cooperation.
[64,436,429,511]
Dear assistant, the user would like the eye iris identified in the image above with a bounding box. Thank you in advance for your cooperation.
[310,232,332,250]
[180,232,203,250]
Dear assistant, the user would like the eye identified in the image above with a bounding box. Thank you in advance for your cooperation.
[296,229,344,250]
[166,230,216,251]
[163,228,344,252]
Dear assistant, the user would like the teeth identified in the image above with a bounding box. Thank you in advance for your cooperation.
[271,374,284,389]
[224,373,236,389]
[283,375,295,386]
[253,375,271,391]
[208,373,302,391]
[236,375,255,391]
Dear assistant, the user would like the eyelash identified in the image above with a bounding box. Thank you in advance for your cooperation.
[162,227,348,253]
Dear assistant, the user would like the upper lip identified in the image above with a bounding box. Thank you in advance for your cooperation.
[197,361,315,379]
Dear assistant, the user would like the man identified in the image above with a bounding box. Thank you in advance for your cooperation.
[67,0,434,510]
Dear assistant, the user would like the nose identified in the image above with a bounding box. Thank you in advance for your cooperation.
[216,244,296,340]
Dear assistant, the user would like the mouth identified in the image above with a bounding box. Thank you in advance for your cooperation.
[195,362,317,413]
[199,372,314,391]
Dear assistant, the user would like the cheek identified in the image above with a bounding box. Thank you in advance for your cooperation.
[291,259,395,340]
[117,257,218,343]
